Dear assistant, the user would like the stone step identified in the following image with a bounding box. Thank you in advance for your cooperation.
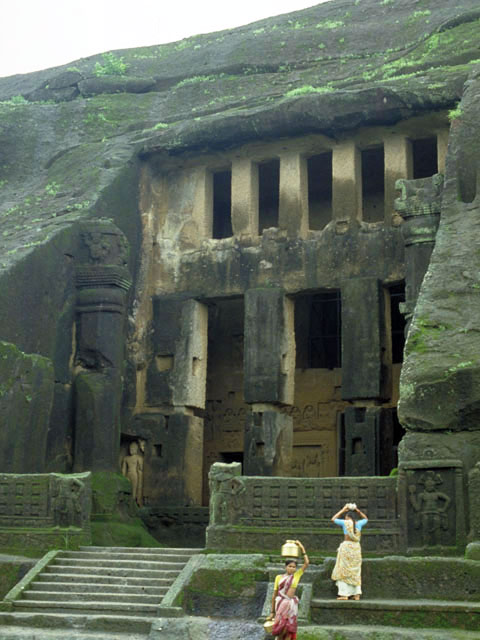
[13,599,159,616]
[310,597,480,631]
[49,558,186,570]
[79,546,201,554]
[0,627,147,640]
[37,572,173,586]
[61,550,193,563]
[0,611,153,634]
[22,590,162,604]
[300,624,480,640]
[30,581,168,595]
[45,565,181,579]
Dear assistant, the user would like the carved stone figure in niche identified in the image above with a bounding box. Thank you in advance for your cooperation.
[121,441,144,507]
[53,476,85,528]
[409,471,451,546]
[209,462,245,525]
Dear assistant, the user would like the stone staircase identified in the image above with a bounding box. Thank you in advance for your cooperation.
[1,546,201,637]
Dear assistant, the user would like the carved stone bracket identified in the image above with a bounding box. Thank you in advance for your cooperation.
[394,174,443,246]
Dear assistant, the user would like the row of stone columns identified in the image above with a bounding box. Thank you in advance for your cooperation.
[191,132,448,238]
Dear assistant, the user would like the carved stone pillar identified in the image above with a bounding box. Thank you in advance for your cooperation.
[341,277,385,400]
[243,289,294,475]
[73,222,131,473]
[144,295,207,505]
[394,174,443,328]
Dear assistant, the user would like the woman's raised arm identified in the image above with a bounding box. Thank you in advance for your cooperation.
[331,504,348,522]
[295,540,309,571]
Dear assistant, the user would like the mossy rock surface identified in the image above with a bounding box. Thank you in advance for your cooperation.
[90,472,160,547]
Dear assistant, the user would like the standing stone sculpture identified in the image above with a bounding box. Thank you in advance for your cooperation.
[121,441,144,506]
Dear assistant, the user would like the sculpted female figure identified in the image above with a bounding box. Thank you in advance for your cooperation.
[267,539,309,640]
[331,503,368,600]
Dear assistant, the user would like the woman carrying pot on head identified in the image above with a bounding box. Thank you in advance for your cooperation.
[267,539,309,640]
[331,503,368,600]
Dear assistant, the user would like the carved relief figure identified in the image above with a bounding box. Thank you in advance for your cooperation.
[409,471,451,546]
[53,476,85,528]
[208,462,245,525]
[121,441,144,506]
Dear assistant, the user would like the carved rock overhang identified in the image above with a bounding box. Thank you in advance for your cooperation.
[140,87,449,158]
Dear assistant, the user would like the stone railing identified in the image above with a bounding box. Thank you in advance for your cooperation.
[0,472,92,551]
[206,463,401,553]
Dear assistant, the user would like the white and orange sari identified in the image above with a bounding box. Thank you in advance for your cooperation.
[331,519,363,597]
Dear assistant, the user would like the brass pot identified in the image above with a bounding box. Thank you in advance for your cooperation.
[263,619,275,634]
[281,540,300,558]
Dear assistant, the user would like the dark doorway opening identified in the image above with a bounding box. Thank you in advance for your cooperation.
[412,137,438,179]
[362,146,384,222]
[295,291,342,369]
[212,169,232,239]
[259,159,280,233]
[308,152,333,230]
[378,408,405,475]
[220,451,244,469]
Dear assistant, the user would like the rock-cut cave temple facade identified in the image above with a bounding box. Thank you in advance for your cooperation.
[1,0,480,549]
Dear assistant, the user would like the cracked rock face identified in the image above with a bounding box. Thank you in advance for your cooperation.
[398,68,480,439]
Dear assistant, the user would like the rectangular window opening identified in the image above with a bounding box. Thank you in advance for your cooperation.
[412,137,438,179]
[389,282,406,364]
[308,152,333,230]
[212,169,233,239]
[361,146,384,223]
[258,159,280,233]
[295,291,342,369]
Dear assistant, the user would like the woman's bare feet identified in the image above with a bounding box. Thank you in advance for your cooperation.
[352,595,360,600]
[336,596,348,600]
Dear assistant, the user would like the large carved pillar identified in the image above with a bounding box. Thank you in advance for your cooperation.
[341,277,385,401]
[243,288,294,475]
[73,222,131,472]
[394,174,443,328]
[144,295,207,505]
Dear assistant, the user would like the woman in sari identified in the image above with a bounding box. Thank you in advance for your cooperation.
[267,539,309,640]
[331,503,368,600]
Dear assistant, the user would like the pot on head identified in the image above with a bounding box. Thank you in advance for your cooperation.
[281,540,300,558]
